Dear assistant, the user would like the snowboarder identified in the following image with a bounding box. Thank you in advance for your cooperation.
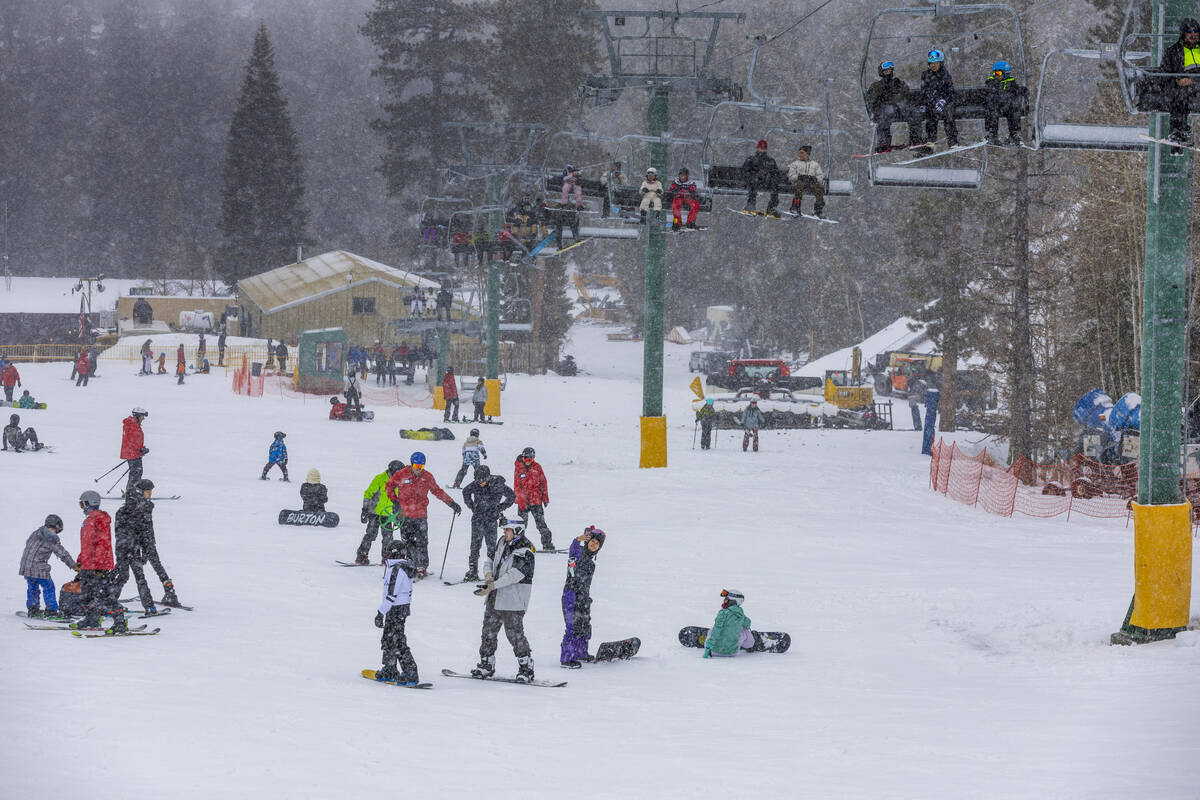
[865,60,925,152]
[696,397,717,450]
[668,168,702,230]
[345,369,363,419]
[2,414,41,452]
[1,359,20,402]
[74,349,91,386]
[19,514,77,619]
[638,167,664,222]
[260,431,289,481]
[111,478,175,615]
[461,465,516,581]
[513,446,556,551]
[471,377,488,422]
[919,50,959,148]
[301,468,328,512]
[786,146,826,218]
[741,139,781,217]
[561,164,585,208]
[741,399,766,452]
[373,540,421,685]
[983,60,1025,146]
[75,490,125,632]
[357,459,405,565]
[442,367,460,422]
[16,390,37,409]
[1159,18,1200,145]
[384,452,462,575]
[121,408,150,494]
[471,517,536,683]
[453,428,487,489]
[560,525,606,668]
[703,589,755,657]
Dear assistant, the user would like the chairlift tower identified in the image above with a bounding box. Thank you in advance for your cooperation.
[580,8,745,468]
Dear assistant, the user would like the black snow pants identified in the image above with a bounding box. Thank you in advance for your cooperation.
[381,606,418,679]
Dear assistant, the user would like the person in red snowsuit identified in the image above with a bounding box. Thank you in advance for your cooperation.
[1,361,20,402]
[120,408,149,495]
[384,452,461,574]
[74,350,91,387]
[75,490,126,631]
[442,367,460,422]
[329,397,348,420]
[513,447,556,550]
[669,168,702,230]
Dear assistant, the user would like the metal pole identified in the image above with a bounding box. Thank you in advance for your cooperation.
[639,86,669,468]
[438,512,457,580]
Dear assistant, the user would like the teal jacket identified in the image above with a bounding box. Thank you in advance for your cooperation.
[740,405,766,429]
[706,604,751,655]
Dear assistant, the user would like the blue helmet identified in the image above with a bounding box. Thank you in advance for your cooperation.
[927,50,944,63]
[992,60,1013,74]
[410,451,426,465]
[878,60,895,76]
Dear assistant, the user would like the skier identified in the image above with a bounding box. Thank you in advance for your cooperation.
[111,478,175,615]
[120,408,150,494]
[19,514,77,619]
[384,452,462,576]
[740,399,766,452]
[983,60,1025,146]
[561,164,584,208]
[741,139,782,217]
[471,517,536,683]
[919,50,959,148]
[75,490,125,633]
[560,525,606,669]
[357,460,405,565]
[260,431,289,481]
[74,349,91,386]
[696,397,717,450]
[2,413,41,452]
[638,167,664,222]
[1,359,20,402]
[302,468,328,512]
[176,343,185,371]
[329,396,348,420]
[17,390,37,409]
[865,60,925,152]
[461,465,516,581]
[442,367,460,422]
[275,341,289,373]
[703,589,754,658]
[668,168,702,230]
[453,428,487,489]
[513,447,556,551]
[175,357,186,385]
[345,369,363,419]
[786,146,826,218]
[139,339,153,375]
[471,377,488,422]
[1158,18,1200,145]
[372,540,421,685]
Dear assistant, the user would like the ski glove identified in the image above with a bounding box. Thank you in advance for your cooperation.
[484,572,494,583]
[935,98,947,113]
[375,612,385,628]
[140,447,149,455]
[361,510,370,524]
[449,501,462,515]
[473,577,496,596]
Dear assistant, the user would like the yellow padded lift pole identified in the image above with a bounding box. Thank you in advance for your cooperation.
[640,416,667,468]
[484,378,502,418]
[1115,501,1193,642]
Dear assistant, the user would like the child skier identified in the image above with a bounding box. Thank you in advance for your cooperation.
[301,469,328,512]
[260,431,289,481]
[560,525,606,668]
[703,589,754,658]
[17,390,38,409]
[156,352,166,374]
[453,428,487,489]
[919,50,959,148]
[329,396,348,420]
[373,540,420,685]
[175,358,186,385]
[668,168,701,230]
[638,167,664,222]
[75,490,126,633]
[786,146,826,218]
[472,518,536,682]
[18,514,77,619]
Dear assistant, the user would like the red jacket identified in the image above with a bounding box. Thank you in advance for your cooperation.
[75,352,90,374]
[1,363,19,387]
[513,457,549,509]
[176,344,185,363]
[329,401,347,420]
[120,416,144,460]
[442,372,459,400]
[385,466,454,519]
[78,510,114,570]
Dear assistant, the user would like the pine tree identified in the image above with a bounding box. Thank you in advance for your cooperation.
[217,22,308,284]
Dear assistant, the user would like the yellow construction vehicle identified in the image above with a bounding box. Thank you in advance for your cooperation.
[824,369,874,410]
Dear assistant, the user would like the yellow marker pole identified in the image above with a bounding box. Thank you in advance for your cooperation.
[640,416,667,468]
[484,378,502,418]
[432,386,445,411]
[1112,501,1193,644]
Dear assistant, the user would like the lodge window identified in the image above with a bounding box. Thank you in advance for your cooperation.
[353,297,376,315]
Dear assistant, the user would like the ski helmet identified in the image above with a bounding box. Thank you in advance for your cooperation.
[1182,18,1200,34]
[410,451,426,466]
[274,431,285,439]
[470,428,480,437]
[583,525,606,551]
[387,459,405,475]
[927,49,945,63]
[44,514,63,531]
[79,490,101,511]
[704,397,714,405]
[135,479,155,492]
[9,413,17,425]
[721,588,745,606]
[499,517,527,536]
[878,60,895,76]
[521,446,535,460]
[475,465,491,481]
[646,167,657,176]
[384,539,407,560]
[131,407,148,418]
[330,397,339,405]
[992,60,1013,74]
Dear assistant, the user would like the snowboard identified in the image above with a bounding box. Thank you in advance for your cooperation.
[441,668,567,688]
[665,225,708,233]
[522,231,558,262]
[551,238,591,255]
[120,597,193,610]
[781,210,839,224]
[361,669,433,689]
[278,509,340,527]
[726,207,787,221]
[594,637,641,662]
[535,548,570,555]
[678,625,791,653]
[8,402,47,409]
[332,410,375,421]
[399,428,455,441]
[73,627,161,638]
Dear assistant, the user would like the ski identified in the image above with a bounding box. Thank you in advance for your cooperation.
[137,608,172,619]
[535,548,569,555]
[549,238,591,256]
[15,611,74,620]
[120,597,194,610]
[726,208,785,221]
[102,495,181,501]
[73,627,161,638]
[442,578,479,586]
[665,225,708,233]
[335,560,376,567]
[780,210,839,225]
[27,622,148,632]
[1139,133,1200,154]
[893,140,987,165]
[361,669,433,689]
[851,143,933,158]
[441,668,566,688]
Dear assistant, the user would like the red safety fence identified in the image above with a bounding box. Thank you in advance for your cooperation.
[231,355,264,398]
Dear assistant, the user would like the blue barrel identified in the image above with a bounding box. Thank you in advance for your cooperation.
[1107,392,1141,431]
[1073,388,1113,429]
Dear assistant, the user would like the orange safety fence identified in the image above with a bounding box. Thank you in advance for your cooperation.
[231,355,264,398]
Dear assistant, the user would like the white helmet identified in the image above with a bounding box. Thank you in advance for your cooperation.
[646,167,658,176]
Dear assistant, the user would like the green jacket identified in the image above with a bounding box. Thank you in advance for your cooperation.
[695,405,717,423]
[706,604,751,655]
[363,471,395,517]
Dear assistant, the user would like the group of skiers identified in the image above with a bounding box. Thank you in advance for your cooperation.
[440,367,490,423]
[694,397,768,452]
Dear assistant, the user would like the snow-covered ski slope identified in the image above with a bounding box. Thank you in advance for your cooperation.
[2,323,1198,799]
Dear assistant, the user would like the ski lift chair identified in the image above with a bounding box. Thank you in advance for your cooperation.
[1033,46,1149,151]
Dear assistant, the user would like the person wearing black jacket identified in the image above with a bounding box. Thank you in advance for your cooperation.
[460,466,516,581]
[275,341,289,373]
[111,479,178,612]
[741,140,781,217]
[301,469,328,512]
[865,60,925,152]
[919,51,959,147]
[1159,17,1200,143]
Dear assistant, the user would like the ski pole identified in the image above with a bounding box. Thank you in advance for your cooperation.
[94,461,126,482]
[438,511,458,580]
[104,465,130,496]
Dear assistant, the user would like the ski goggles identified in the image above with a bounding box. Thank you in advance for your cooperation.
[880,61,895,70]
[411,463,425,472]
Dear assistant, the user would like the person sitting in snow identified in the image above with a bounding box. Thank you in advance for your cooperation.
[301,468,328,512]
[329,396,348,421]
[703,589,754,657]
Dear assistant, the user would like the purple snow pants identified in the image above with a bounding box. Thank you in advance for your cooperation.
[560,589,589,663]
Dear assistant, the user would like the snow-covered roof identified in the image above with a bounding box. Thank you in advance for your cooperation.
[796,316,932,378]
[238,250,444,314]
[0,277,213,315]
